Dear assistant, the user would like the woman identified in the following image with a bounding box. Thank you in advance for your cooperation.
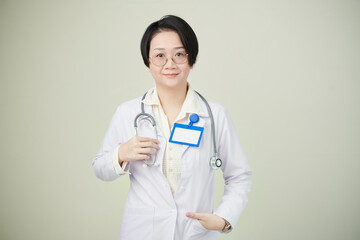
[93,15,252,240]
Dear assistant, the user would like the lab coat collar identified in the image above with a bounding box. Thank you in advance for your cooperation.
[141,84,208,118]
[142,87,161,106]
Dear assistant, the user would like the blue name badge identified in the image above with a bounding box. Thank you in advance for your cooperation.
[169,123,204,147]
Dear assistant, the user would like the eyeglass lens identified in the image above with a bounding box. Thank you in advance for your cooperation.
[151,52,188,66]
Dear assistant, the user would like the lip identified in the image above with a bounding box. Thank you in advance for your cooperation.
[163,73,179,78]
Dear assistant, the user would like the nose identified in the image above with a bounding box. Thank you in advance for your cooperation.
[163,56,176,69]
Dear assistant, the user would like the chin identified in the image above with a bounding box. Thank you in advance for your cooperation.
[157,78,186,90]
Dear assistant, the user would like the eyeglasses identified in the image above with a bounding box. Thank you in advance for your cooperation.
[150,52,189,67]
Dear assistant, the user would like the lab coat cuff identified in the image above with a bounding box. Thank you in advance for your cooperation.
[112,145,130,175]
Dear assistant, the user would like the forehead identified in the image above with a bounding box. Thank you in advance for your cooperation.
[150,30,183,50]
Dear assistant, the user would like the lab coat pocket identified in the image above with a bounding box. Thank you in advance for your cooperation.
[120,207,154,240]
[187,219,210,240]
[192,219,208,232]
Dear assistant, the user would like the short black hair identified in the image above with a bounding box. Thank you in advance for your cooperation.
[140,15,199,68]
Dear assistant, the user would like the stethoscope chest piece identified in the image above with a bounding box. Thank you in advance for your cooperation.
[210,155,222,170]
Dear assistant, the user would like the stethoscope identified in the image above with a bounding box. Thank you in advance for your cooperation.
[134,91,222,170]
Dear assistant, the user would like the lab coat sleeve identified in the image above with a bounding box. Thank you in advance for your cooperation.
[213,106,252,233]
[92,105,127,181]
[112,146,130,174]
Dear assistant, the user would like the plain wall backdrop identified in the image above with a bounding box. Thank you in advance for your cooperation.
[0,0,359,239]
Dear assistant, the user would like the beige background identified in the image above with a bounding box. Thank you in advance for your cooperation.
[1,0,359,239]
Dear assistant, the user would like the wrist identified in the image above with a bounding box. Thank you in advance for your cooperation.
[219,218,226,231]
[221,218,232,233]
[119,160,127,168]
[118,147,124,165]
[118,155,127,167]
[117,145,127,167]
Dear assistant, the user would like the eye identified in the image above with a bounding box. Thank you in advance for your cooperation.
[155,53,165,58]
[175,52,186,57]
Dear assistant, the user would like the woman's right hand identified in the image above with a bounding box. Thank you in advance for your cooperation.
[118,137,160,164]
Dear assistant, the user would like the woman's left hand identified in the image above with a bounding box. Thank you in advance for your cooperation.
[186,212,225,231]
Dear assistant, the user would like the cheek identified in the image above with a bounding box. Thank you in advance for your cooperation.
[149,65,159,75]
[149,67,162,81]
[182,67,191,76]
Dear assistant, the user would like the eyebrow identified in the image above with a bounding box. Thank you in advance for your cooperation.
[153,46,185,51]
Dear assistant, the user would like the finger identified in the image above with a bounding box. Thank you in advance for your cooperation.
[138,141,160,150]
[133,154,150,161]
[136,137,159,143]
[137,147,154,155]
[186,212,204,220]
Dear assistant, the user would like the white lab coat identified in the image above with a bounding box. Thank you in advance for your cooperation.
[93,88,252,240]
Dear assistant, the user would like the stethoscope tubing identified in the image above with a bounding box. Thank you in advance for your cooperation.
[135,90,220,169]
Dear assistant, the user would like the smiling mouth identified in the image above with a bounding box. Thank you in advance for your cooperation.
[163,73,179,78]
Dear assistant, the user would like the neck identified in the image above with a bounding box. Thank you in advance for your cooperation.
[157,83,188,109]
[156,83,188,124]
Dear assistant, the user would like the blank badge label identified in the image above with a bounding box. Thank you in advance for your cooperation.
[169,123,204,147]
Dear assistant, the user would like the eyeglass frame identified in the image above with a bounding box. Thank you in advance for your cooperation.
[149,53,189,67]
